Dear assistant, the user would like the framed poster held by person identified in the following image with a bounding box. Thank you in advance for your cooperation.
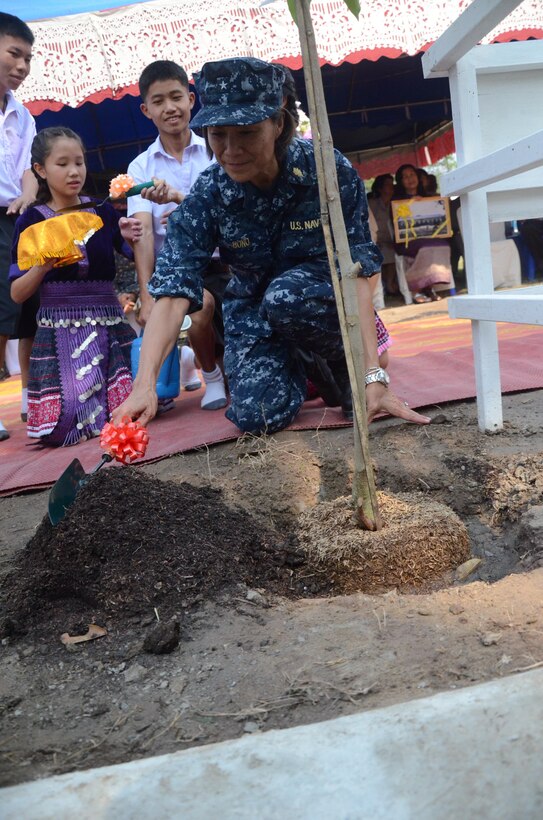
[392,196,453,244]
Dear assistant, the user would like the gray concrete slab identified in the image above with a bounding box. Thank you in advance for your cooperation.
[2,669,542,819]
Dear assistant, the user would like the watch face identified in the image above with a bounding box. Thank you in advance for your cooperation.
[366,368,389,386]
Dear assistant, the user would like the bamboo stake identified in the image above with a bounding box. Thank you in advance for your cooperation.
[294,0,381,530]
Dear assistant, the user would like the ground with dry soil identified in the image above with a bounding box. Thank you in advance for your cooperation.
[1,372,543,788]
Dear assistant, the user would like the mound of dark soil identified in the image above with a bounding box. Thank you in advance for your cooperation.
[0,468,305,636]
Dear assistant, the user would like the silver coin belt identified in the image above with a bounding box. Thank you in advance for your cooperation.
[38,315,128,330]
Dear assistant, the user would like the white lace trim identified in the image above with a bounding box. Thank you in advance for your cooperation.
[19,0,543,110]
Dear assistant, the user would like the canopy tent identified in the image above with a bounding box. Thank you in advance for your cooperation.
[10,0,543,180]
[33,52,454,179]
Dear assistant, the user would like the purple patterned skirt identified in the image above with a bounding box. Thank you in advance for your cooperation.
[28,280,135,446]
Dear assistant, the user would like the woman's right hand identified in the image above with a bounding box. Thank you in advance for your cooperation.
[111,383,158,428]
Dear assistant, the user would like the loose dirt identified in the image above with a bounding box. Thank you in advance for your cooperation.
[1,360,543,788]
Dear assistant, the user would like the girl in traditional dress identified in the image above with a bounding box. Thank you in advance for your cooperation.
[9,127,136,446]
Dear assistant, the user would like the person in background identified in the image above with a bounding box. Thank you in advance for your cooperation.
[518,218,543,280]
[0,12,37,440]
[114,243,141,334]
[448,196,465,289]
[424,173,439,196]
[9,127,137,446]
[127,60,227,411]
[368,174,397,298]
[393,163,452,304]
[419,168,438,196]
[113,57,430,433]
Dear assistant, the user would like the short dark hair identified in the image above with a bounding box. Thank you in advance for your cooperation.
[279,64,300,127]
[139,60,190,101]
[0,12,34,45]
[270,107,297,161]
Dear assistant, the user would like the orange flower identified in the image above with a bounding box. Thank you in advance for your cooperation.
[109,174,135,199]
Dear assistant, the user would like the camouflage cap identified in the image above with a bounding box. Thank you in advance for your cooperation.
[190,57,286,129]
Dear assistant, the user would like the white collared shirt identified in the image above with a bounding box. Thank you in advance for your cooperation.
[127,131,213,254]
[0,91,36,206]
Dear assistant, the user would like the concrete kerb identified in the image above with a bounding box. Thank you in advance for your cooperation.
[2,668,543,819]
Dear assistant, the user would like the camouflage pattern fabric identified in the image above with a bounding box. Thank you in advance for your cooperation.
[191,56,285,129]
[149,138,383,433]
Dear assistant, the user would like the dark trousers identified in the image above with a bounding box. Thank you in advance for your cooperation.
[223,262,345,434]
[0,210,19,336]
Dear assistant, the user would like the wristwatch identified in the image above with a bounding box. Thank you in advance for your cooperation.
[364,367,390,388]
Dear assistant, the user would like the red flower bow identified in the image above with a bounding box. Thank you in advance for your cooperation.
[100,417,149,464]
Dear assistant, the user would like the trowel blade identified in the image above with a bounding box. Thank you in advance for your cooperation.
[48,458,87,526]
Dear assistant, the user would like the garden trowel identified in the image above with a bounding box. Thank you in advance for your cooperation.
[55,181,155,214]
[48,453,113,526]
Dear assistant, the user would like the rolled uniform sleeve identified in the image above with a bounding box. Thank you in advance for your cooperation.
[147,176,218,314]
[336,152,383,277]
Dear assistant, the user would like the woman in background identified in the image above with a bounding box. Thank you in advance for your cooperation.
[392,163,452,304]
[368,174,397,298]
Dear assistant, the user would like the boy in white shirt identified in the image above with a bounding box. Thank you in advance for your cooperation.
[0,12,38,440]
[127,61,227,410]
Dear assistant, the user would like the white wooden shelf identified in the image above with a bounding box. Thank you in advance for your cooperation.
[421,0,543,431]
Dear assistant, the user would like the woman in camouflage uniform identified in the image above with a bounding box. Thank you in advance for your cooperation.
[113,57,430,434]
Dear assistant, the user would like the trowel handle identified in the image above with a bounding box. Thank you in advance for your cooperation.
[78,452,114,492]
[125,181,155,197]
[89,452,114,475]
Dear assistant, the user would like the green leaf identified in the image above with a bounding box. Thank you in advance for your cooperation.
[287,0,298,23]
[343,0,360,19]
[285,0,358,24]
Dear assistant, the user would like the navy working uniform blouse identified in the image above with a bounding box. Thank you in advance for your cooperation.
[148,138,382,309]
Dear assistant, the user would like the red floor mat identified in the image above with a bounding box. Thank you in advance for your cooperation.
[1,317,541,496]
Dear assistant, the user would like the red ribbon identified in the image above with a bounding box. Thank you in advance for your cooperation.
[100,417,149,464]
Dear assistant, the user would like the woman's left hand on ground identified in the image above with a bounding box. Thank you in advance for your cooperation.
[119,216,143,244]
[365,382,431,425]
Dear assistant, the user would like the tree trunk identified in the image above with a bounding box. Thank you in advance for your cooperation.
[294,0,381,529]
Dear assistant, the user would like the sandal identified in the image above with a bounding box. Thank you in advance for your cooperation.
[413,292,432,304]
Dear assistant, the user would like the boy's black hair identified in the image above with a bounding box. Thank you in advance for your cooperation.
[0,12,34,45]
[139,60,190,101]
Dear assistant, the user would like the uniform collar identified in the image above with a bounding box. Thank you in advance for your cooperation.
[217,138,314,206]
